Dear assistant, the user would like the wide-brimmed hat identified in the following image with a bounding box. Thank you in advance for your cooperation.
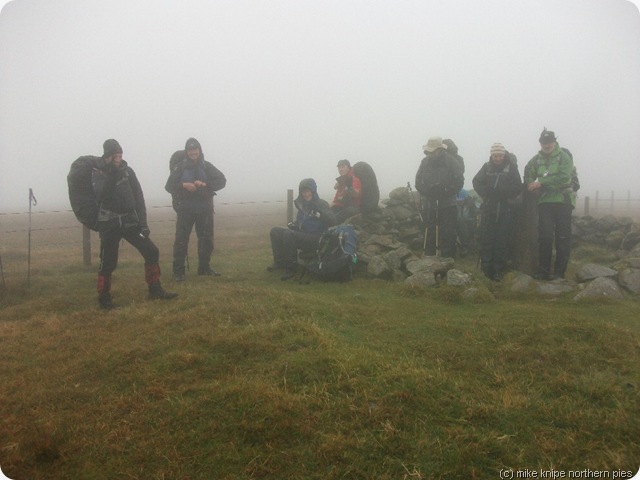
[423,136,447,153]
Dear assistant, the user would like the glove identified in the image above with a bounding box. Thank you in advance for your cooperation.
[311,210,321,218]
[287,222,299,231]
[140,227,151,238]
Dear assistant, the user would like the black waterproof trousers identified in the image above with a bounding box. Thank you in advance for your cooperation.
[98,224,160,279]
[423,204,458,258]
[479,203,512,280]
[172,207,214,275]
[270,227,321,271]
[537,202,573,278]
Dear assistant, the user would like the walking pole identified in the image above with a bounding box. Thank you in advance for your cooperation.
[27,188,38,288]
[0,254,5,292]
[407,182,428,251]
[435,199,439,254]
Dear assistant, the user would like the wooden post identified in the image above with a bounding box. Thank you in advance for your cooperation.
[610,191,615,214]
[83,225,91,266]
[584,196,590,216]
[287,189,294,223]
[512,191,539,275]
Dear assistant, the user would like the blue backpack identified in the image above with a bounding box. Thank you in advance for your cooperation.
[305,225,358,282]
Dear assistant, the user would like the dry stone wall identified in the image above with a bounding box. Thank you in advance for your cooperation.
[347,186,640,300]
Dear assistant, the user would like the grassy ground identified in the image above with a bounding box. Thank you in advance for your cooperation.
[1,210,639,479]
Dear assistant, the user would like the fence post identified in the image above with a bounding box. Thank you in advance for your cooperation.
[584,196,590,216]
[83,226,91,266]
[610,191,614,214]
[595,191,599,215]
[286,189,294,223]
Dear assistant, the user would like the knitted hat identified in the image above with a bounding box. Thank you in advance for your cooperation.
[423,136,447,153]
[490,143,506,155]
[539,128,557,144]
[102,139,123,158]
[337,159,351,168]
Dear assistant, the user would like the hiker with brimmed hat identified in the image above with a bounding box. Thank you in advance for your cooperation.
[415,136,465,258]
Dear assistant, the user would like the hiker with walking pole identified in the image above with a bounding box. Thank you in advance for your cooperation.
[472,143,522,281]
[415,136,464,258]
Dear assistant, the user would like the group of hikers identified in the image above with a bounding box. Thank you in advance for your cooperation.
[68,127,577,309]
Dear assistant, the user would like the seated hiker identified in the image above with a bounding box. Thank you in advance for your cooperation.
[269,178,337,280]
[331,159,361,223]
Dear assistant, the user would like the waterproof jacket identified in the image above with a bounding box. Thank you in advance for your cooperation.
[165,153,226,212]
[472,156,523,212]
[332,170,362,208]
[524,144,575,207]
[415,148,464,208]
[293,178,337,234]
[92,158,148,230]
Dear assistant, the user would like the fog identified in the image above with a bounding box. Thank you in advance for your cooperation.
[1,0,639,212]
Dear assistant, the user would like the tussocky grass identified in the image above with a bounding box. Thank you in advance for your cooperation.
[0,236,639,479]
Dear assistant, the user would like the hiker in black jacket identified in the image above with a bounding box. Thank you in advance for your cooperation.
[472,143,523,281]
[165,138,226,282]
[269,178,337,281]
[93,139,177,309]
[415,136,464,258]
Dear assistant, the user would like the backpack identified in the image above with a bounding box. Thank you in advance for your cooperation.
[304,224,358,282]
[560,148,580,192]
[352,161,380,214]
[443,138,465,173]
[67,155,102,231]
[419,152,462,200]
[169,150,186,172]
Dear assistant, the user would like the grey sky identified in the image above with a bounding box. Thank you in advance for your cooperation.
[1,0,639,211]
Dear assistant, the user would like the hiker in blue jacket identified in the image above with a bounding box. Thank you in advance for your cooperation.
[268,178,336,280]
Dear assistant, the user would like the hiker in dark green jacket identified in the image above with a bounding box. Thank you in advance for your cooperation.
[524,129,575,280]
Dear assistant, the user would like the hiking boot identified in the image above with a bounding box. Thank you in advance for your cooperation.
[98,292,115,310]
[173,273,186,283]
[148,282,178,300]
[198,266,221,277]
[281,270,297,281]
[267,263,283,272]
[533,272,552,281]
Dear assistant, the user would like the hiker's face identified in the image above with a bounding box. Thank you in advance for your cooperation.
[107,153,123,167]
[301,188,313,201]
[338,165,350,176]
[540,142,555,154]
[491,153,506,166]
[187,147,200,161]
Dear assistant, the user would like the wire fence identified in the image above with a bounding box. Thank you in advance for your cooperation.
[574,191,640,218]
[0,197,293,286]
[1,190,639,288]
